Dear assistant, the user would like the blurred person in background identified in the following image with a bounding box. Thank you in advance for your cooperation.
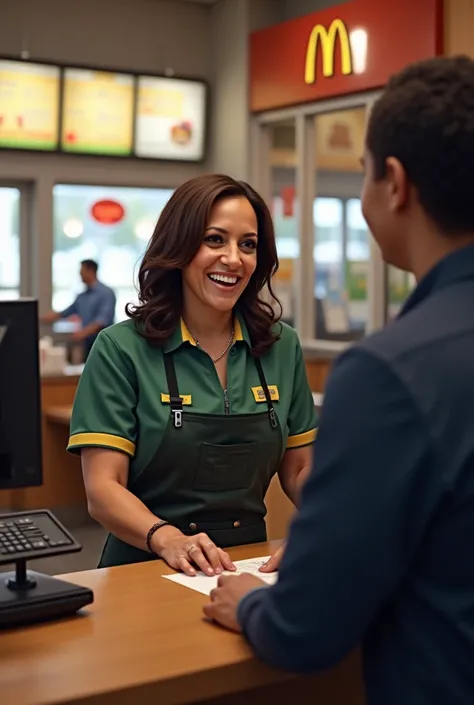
[41,259,116,359]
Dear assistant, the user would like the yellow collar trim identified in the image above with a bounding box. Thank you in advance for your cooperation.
[234,318,244,341]
[180,319,196,346]
[180,318,244,345]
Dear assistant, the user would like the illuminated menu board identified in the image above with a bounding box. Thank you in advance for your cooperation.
[61,68,134,156]
[135,77,206,161]
[0,60,60,150]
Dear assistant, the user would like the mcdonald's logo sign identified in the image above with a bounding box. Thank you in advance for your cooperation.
[304,18,353,85]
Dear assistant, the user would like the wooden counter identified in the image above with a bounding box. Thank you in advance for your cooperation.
[0,371,82,512]
[44,406,75,425]
[0,541,364,705]
[34,371,84,511]
[305,357,332,393]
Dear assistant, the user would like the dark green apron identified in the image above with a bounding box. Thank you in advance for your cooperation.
[99,351,283,567]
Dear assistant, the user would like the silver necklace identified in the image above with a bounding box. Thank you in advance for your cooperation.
[189,326,235,363]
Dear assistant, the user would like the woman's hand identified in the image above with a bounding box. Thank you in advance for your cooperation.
[258,542,285,573]
[153,526,236,577]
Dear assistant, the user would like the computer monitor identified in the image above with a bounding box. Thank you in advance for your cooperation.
[0,299,42,489]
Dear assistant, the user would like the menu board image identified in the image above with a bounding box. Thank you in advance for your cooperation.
[135,77,206,161]
[0,60,60,150]
[61,69,134,155]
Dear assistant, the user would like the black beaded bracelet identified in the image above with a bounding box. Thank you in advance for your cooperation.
[146,520,170,554]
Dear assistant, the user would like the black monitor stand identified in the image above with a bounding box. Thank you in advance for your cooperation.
[1,561,93,629]
[0,510,94,629]
[5,558,37,590]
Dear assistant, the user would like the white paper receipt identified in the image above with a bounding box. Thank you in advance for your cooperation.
[163,556,278,596]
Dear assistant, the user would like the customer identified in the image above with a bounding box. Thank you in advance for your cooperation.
[41,259,116,359]
[67,174,317,571]
[204,56,474,705]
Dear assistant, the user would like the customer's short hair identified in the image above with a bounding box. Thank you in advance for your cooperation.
[80,259,98,274]
[366,55,474,235]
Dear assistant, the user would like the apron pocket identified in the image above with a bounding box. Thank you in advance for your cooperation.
[194,441,257,491]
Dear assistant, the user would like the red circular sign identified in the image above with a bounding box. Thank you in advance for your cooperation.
[90,199,125,225]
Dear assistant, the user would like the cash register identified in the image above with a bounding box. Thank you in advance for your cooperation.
[0,299,93,628]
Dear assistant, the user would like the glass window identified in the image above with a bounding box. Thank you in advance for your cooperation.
[0,187,20,300]
[387,265,416,320]
[313,197,343,300]
[52,184,174,322]
[346,197,370,330]
[313,107,368,341]
[268,120,297,325]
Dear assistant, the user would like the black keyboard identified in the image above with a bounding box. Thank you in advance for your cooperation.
[0,510,81,565]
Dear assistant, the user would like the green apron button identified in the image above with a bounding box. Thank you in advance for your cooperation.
[189,523,197,532]
[233,521,240,528]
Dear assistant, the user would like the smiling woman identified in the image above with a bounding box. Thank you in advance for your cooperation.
[127,174,280,356]
[67,173,318,574]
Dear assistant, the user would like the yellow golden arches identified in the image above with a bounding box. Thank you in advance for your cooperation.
[305,19,353,85]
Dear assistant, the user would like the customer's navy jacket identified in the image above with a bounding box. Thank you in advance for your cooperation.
[238,245,474,705]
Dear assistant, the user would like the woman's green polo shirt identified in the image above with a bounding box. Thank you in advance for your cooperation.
[67,316,318,473]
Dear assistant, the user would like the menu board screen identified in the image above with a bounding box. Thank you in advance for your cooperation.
[135,77,206,161]
[0,60,60,150]
[61,68,134,156]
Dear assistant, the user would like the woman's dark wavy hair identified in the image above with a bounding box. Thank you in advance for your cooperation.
[126,173,281,356]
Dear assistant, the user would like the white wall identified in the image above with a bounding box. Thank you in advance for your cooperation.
[283,0,349,21]
[0,0,212,76]
[208,0,289,181]
[209,0,250,180]
[249,0,285,32]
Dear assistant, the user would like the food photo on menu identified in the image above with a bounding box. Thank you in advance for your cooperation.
[171,120,193,146]
[134,76,206,161]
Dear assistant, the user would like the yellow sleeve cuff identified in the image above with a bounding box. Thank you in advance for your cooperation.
[286,428,317,449]
[67,432,136,457]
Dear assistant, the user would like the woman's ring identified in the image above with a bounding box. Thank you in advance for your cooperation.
[187,544,198,555]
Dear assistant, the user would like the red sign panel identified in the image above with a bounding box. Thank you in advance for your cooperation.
[281,186,295,217]
[90,199,125,225]
[249,0,443,112]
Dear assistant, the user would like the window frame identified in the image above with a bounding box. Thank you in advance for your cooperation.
[250,90,388,355]
[0,181,34,299]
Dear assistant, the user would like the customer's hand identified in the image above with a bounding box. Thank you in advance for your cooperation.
[152,526,236,577]
[258,542,285,573]
[203,573,266,632]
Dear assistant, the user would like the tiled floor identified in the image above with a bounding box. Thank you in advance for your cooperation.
[0,513,107,577]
